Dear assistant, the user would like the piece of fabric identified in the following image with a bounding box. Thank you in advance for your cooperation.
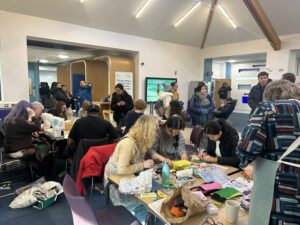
[76,143,117,195]
[211,187,242,203]
[249,157,279,225]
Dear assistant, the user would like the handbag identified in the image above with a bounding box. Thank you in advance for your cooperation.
[32,137,51,162]
[160,186,208,224]
[249,136,300,225]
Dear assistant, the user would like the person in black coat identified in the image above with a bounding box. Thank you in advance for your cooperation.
[110,83,134,127]
[218,82,231,105]
[198,119,240,167]
[248,71,272,114]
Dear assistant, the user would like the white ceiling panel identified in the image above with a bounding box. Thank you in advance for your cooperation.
[0,0,299,48]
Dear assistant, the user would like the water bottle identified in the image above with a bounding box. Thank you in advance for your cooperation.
[162,161,170,187]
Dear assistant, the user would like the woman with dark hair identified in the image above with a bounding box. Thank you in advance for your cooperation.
[166,100,183,119]
[149,115,188,164]
[188,83,215,126]
[3,100,55,179]
[47,101,67,120]
[110,83,134,127]
[4,100,39,158]
[199,119,240,167]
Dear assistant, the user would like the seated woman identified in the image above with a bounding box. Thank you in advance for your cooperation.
[3,100,55,179]
[149,115,188,164]
[78,100,90,118]
[198,119,240,167]
[47,101,67,120]
[123,99,147,134]
[104,115,158,223]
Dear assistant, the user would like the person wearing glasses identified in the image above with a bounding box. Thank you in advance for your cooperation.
[149,115,188,165]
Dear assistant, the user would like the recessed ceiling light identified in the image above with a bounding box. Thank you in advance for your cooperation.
[58,54,69,59]
[79,0,85,3]
[174,1,202,27]
[135,0,153,18]
[228,59,237,63]
[39,59,49,63]
[218,4,237,29]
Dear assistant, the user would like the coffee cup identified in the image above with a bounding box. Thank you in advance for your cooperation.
[225,199,240,223]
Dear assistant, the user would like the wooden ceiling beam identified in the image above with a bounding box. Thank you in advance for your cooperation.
[243,0,281,50]
[201,0,218,49]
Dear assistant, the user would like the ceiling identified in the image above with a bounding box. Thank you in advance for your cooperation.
[1,0,300,48]
[213,53,267,64]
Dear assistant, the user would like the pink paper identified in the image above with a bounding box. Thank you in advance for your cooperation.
[200,182,222,191]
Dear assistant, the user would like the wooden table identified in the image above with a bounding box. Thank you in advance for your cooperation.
[107,165,247,225]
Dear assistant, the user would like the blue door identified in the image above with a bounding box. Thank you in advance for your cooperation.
[72,74,85,96]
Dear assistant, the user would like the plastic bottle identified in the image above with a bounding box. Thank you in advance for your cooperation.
[162,161,170,187]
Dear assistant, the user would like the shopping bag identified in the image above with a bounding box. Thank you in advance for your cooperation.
[160,186,208,224]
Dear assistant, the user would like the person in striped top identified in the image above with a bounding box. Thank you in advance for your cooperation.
[237,79,300,224]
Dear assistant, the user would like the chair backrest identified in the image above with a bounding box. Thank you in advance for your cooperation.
[71,137,112,179]
[215,99,237,120]
[63,175,99,225]
[190,126,204,148]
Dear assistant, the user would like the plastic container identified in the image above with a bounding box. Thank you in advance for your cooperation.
[162,161,170,187]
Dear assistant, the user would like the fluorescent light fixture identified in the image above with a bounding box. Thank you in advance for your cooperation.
[218,4,237,29]
[58,54,69,59]
[135,0,153,18]
[174,1,202,27]
[39,59,49,63]
[228,59,237,63]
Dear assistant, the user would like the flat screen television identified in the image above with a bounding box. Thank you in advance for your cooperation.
[145,77,177,103]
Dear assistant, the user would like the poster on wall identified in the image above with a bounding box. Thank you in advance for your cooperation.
[115,72,133,97]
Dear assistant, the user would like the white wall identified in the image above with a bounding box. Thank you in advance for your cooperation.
[231,62,266,112]
[0,10,202,106]
[212,62,226,79]
[39,70,57,86]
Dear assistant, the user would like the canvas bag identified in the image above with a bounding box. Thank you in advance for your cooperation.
[160,186,208,224]
[249,136,300,225]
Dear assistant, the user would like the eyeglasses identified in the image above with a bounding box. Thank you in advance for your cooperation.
[201,216,223,225]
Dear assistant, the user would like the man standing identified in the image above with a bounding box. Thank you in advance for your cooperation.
[76,80,92,106]
[248,71,271,114]
[110,83,134,127]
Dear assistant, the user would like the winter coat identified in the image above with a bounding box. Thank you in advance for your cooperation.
[110,91,134,125]
[188,93,215,126]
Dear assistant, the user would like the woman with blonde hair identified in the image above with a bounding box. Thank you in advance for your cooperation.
[237,79,300,224]
[104,115,158,223]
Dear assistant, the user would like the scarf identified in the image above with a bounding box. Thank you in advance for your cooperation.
[197,93,210,106]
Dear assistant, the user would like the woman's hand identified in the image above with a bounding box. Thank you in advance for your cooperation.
[26,107,35,120]
[243,164,253,180]
[199,153,217,163]
[143,159,154,169]
[181,153,188,160]
[198,150,207,159]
